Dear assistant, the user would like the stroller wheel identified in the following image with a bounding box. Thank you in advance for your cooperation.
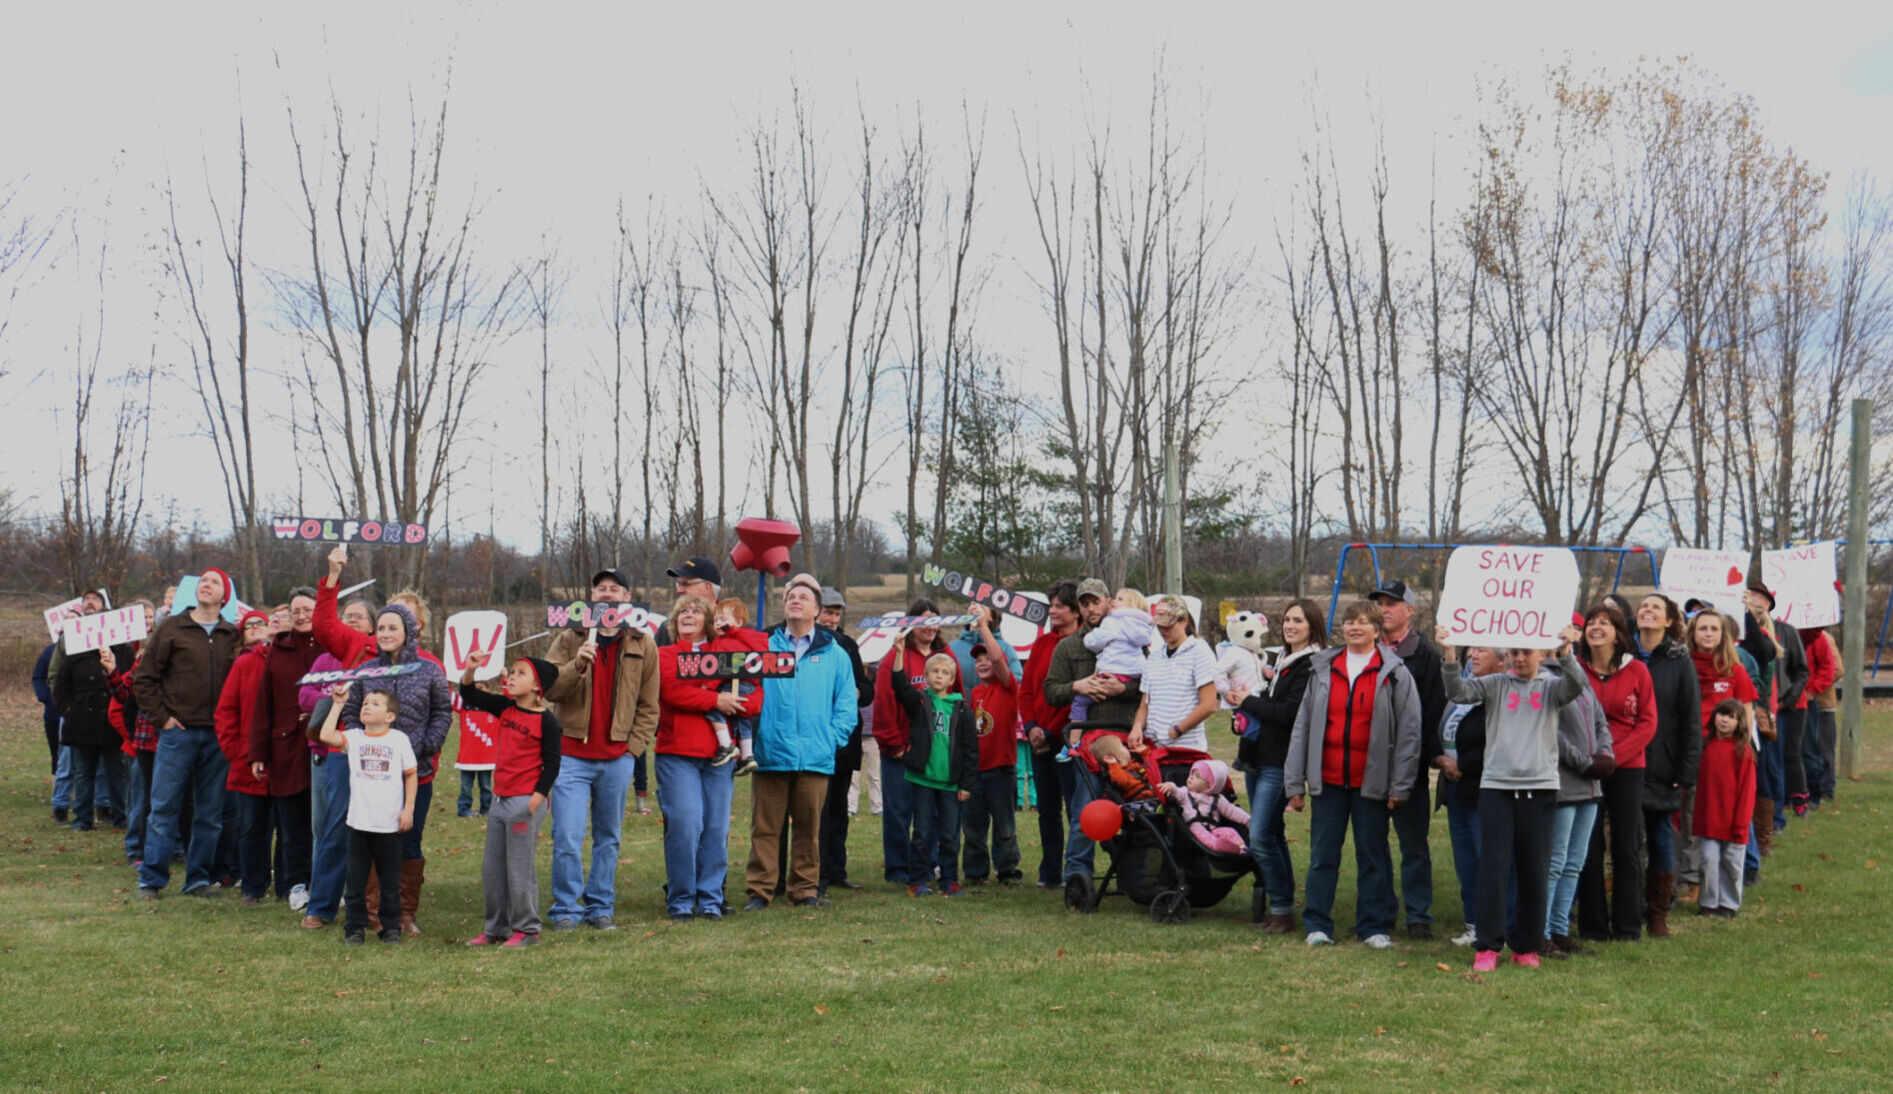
[1063,875,1098,914]
[1151,889,1191,925]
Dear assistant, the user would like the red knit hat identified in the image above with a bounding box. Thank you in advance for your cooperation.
[199,568,234,606]
[238,609,270,630]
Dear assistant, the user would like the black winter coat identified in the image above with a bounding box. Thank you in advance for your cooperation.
[53,644,135,750]
[1236,648,1316,771]
[1639,637,1702,813]
[888,669,979,792]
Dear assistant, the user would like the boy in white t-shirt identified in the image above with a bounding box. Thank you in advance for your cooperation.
[318,685,417,946]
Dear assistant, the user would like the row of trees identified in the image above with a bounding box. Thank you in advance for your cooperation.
[10,58,1892,609]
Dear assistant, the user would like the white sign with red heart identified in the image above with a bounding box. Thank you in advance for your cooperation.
[1659,547,1750,622]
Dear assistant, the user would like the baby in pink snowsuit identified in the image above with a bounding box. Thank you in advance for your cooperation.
[1161,759,1250,855]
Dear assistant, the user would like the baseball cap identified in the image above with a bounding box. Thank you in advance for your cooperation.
[1370,580,1416,607]
[820,586,847,609]
[1076,578,1110,601]
[590,568,632,591]
[666,557,722,585]
[969,642,990,657]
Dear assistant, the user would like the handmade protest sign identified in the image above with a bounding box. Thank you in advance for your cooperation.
[42,597,84,640]
[168,576,248,624]
[855,625,904,665]
[545,601,659,634]
[998,592,1049,654]
[921,564,1050,625]
[296,662,424,687]
[1659,547,1749,621]
[1761,542,1841,628]
[63,605,148,655]
[855,613,980,630]
[444,611,508,682]
[1436,545,1581,650]
[270,517,430,546]
[674,649,799,680]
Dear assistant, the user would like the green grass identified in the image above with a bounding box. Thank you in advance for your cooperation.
[2,697,1890,1093]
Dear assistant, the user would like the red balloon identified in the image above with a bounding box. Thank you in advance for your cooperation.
[1080,799,1123,842]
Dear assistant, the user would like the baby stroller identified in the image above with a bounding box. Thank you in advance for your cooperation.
[1061,721,1264,925]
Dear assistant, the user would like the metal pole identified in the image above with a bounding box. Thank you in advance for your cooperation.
[1842,398,1869,781]
[1163,443,1183,593]
[756,572,767,631]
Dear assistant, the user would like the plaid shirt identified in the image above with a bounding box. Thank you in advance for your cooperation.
[111,656,159,752]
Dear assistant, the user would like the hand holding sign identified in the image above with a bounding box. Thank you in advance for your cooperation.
[328,545,348,582]
[1435,545,1581,651]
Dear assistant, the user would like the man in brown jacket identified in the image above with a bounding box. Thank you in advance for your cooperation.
[135,568,242,897]
[543,568,661,929]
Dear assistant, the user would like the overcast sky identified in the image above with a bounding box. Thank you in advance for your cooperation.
[4,1,1890,550]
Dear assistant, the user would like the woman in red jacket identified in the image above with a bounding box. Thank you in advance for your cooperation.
[1018,581,1082,889]
[215,611,274,902]
[655,596,760,920]
[1574,603,1658,941]
[871,598,962,889]
[1796,627,1839,813]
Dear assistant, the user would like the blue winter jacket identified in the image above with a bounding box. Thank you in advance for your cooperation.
[755,623,858,775]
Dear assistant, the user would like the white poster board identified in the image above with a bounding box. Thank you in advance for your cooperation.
[42,597,84,639]
[999,592,1049,660]
[1436,545,1580,650]
[443,610,508,681]
[1660,547,1749,621]
[1761,542,1842,628]
[63,605,148,655]
[855,625,903,667]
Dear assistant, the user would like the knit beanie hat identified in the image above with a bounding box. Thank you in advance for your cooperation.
[200,568,234,606]
[239,609,270,630]
[518,657,560,697]
[1190,759,1229,797]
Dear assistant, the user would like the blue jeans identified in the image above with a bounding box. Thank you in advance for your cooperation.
[1645,808,1675,873]
[138,728,228,893]
[308,750,352,921]
[52,743,72,809]
[1029,747,1074,886]
[909,782,964,886]
[1243,766,1296,916]
[66,744,125,827]
[399,779,433,861]
[458,770,493,816]
[126,751,155,861]
[235,792,276,899]
[880,758,916,884]
[1389,782,1433,927]
[655,753,735,916]
[1302,786,1397,940]
[1063,771,1098,882]
[1444,793,1481,928]
[1546,800,1598,937]
[548,752,634,923]
[1758,733,1785,829]
[959,767,1020,880]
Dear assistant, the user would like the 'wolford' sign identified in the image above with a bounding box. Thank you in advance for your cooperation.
[1436,545,1580,651]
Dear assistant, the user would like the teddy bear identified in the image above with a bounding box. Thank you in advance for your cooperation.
[1215,610,1269,739]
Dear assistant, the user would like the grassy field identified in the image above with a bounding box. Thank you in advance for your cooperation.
[2,691,1889,1093]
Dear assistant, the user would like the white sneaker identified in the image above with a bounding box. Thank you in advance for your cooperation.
[1305,931,1333,947]
[1363,933,1394,950]
[288,884,309,912]
[1450,926,1477,947]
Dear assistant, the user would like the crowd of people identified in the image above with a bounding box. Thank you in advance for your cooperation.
[33,556,1849,963]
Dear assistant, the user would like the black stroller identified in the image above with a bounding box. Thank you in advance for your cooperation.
[1060,721,1265,925]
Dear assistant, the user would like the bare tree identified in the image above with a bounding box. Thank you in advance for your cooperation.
[526,237,569,595]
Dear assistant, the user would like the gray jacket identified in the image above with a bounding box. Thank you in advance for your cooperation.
[1546,662,1614,803]
[1773,622,1810,710]
[1283,644,1422,803]
[1442,651,1585,792]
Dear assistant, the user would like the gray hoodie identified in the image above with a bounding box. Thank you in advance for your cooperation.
[1441,650,1585,792]
[1543,662,1614,803]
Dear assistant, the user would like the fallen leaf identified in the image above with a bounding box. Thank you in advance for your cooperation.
[1056,947,1066,957]
[1395,961,1408,968]
[154,1078,167,1084]
[459,1037,470,1043]
[1435,963,1452,972]
[859,937,875,944]
[1818,853,1830,861]
[333,991,349,998]
[1049,1005,1065,1011]
[1808,972,1822,979]
[1289,1077,1307,1087]
[1279,1045,1294,1054]
[1793,884,1805,892]
[813,1005,828,1016]
[643,931,656,939]
[1374,1027,1387,1036]
[422,1039,436,1045]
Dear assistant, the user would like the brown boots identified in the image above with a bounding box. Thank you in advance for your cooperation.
[1754,798,1776,857]
[1646,870,1675,939]
[399,858,425,936]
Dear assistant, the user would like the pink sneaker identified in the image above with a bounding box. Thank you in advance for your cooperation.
[500,931,537,948]
[1511,952,1541,968]
[1472,950,1499,972]
[465,933,497,946]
